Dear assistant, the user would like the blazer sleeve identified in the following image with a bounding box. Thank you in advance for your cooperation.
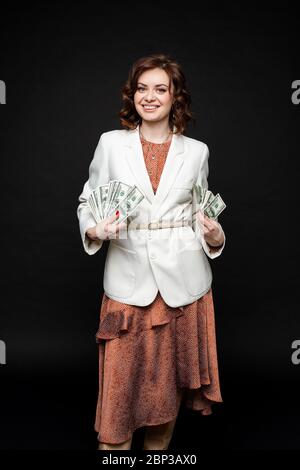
[77,133,110,255]
[192,143,226,259]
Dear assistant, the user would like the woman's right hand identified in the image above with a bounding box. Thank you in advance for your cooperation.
[86,212,127,241]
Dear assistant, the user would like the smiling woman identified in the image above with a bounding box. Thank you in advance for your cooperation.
[136,81,169,115]
[119,54,194,136]
[77,52,226,451]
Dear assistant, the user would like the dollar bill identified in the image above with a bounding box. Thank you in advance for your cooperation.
[105,181,132,218]
[87,180,145,224]
[193,184,226,220]
[110,185,145,225]
[105,180,118,218]
[88,184,109,222]
[88,191,101,222]
[99,184,109,219]
[204,193,226,219]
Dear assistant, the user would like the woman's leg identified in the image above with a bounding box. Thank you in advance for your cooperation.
[98,435,133,450]
[143,388,184,450]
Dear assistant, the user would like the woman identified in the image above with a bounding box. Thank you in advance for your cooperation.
[77,53,226,451]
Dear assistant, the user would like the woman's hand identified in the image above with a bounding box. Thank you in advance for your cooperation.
[86,211,127,241]
[196,209,224,248]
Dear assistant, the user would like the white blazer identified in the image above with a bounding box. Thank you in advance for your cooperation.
[77,124,226,308]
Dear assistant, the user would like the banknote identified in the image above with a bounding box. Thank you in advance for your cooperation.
[88,186,106,223]
[193,184,226,220]
[99,184,109,219]
[87,180,145,224]
[204,193,226,219]
[87,191,100,222]
[105,181,132,218]
[110,185,145,225]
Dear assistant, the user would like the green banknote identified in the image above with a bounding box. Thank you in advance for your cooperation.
[193,184,226,220]
[88,180,145,224]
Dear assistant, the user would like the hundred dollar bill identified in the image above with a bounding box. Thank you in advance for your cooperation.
[88,184,109,221]
[193,185,212,208]
[106,181,132,218]
[88,192,101,222]
[110,185,145,225]
[105,180,119,218]
[193,183,226,220]
[93,187,101,220]
[193,184,202,206]
[99,184,109,219]
[87,180,144,223]
[204,193,226,219]
[202,189,215,210]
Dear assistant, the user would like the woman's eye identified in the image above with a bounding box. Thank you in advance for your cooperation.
[137,87,166,93]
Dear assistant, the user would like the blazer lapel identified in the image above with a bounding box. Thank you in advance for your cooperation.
[124,124,185,219]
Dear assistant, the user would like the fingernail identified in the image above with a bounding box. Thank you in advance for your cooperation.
[116,210,119,217]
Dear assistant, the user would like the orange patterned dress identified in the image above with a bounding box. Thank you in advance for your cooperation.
[94,134,223,444]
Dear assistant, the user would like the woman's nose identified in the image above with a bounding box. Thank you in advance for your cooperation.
[145,90,155,100]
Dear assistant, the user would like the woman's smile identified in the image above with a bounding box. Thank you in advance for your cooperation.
[142,104,160,112]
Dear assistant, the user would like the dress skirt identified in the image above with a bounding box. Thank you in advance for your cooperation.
[94,288,223,444]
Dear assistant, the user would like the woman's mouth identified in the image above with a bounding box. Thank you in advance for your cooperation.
[142,105,160,112]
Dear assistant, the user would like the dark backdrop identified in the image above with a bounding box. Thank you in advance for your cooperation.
[1,1,299,452]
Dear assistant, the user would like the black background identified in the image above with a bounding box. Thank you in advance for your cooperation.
[1,0,299,452]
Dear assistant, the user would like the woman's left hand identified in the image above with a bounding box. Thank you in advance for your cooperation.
[196,209,225,248]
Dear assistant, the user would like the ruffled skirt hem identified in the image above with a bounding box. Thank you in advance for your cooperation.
[94,288,223,444]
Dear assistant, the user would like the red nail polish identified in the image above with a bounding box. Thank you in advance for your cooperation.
[116,210,119,216]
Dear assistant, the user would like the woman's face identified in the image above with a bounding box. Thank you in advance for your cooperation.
[133,68,174,125]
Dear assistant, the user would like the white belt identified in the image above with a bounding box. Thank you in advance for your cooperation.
[128,220,192,230]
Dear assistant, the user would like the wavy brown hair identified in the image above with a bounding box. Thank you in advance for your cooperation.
[118,53,195,135]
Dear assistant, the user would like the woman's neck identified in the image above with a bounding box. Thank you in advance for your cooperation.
[139,121,172,144]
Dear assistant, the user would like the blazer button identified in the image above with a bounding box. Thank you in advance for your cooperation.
[150,253,156,260]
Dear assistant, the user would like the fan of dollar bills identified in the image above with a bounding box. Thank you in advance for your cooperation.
[88,180,145,225]
[88,179,226,227]
[193,184,226,220]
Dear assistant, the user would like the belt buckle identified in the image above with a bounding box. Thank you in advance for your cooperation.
[148,221,159,230]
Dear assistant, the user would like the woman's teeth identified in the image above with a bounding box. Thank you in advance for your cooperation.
[143,105,160,111]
